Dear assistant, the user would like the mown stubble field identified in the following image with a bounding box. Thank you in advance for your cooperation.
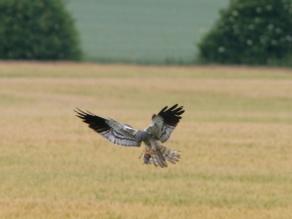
[0,62,292,219]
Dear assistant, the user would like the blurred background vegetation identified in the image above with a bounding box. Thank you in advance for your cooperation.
[0,0,291,66]
[198,0,292,65]
[0,0,81,60]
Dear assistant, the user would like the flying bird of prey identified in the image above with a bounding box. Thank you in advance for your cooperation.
[75,104,185,168]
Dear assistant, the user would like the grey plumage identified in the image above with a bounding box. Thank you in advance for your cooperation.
[75,104,185,168]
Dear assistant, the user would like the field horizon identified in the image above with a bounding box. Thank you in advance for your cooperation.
[0,62,292,219]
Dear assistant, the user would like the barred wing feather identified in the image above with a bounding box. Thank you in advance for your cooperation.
[75,109,141,147]
[147,104,185,143]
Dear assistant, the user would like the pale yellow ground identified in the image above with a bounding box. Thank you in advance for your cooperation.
[0,62,292,219]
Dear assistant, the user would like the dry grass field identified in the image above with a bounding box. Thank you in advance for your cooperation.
[0,62,292,219]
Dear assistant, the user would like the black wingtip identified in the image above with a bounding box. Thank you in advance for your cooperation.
[159,106,168,114]
[74,108,110,133]
[74,108,88,120]
[74,107,83,117]
[157,104,185,126]
[168,104,178,110]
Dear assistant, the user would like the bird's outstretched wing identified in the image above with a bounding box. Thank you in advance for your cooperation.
[75,108,141,147]
[145,104,185,142]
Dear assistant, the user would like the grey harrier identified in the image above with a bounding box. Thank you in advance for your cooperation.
[75,104,185,168]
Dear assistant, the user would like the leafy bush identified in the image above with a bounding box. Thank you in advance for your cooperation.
[198,0,292,65]
[0,0,81,60]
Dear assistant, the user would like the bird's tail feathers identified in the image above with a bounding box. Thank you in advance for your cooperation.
[159,145,181,164]
[142,145,180,168]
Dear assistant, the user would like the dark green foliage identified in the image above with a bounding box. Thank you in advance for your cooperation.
[198,0,292,65]
[0,0,81,60]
